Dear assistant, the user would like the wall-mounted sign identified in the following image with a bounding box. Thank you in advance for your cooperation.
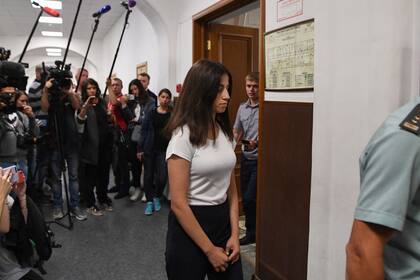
[136,62,148,79]
[265,19,314,91]
[277,0,303,22]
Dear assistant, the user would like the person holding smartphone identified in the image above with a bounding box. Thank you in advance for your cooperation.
[233,72,259,246]
[165,60,243,279]
[77,78,114,216]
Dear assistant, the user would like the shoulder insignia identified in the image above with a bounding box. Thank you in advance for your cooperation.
[400,103,420,135]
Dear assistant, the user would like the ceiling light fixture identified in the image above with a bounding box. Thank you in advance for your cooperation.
[39,16,63,24]
[41,31,63,37]
[31,0,62,10]
[45,48,61,53]
[47,52,62,57]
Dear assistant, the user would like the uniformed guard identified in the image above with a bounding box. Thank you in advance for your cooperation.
[346,98,420,279]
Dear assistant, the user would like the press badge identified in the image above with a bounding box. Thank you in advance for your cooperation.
[400,104,420,135]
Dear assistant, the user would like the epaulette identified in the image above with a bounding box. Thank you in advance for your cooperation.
[400,103,420,135]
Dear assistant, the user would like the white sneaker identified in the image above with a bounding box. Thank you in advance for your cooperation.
[141,192,147,203]
[129,186,135,196]
[53,208,64,220]
[130,188,141,202]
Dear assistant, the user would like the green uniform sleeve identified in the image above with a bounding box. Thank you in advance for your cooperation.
[355,130,420,231]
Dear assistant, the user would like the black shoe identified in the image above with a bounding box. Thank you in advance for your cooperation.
[108,186,119,193]
[239,235,255,246]
[114,192,129,199]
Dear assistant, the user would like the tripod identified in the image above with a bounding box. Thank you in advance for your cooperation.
[45,103,74,230]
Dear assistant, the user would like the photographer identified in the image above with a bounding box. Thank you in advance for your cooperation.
[126,79,154,202]
[107,78,135,199]
[14,91,39,177]
[0,61,27,169]
[76,78,113,215]
[40,77,86,221]
[0,169,45,280]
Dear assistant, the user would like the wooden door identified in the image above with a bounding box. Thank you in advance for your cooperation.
[207,23,259,213]
[208,24,259,125]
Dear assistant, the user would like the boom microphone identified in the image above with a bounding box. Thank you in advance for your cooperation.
[120,0,136,8]
[92,5,111,17]
[43,7,60,17]
[32,1,60,17]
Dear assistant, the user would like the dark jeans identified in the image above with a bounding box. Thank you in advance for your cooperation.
[50,148,80,210]
[116,140,130,195]
[144,151,167,202]
[240,157,257,238]
[128,141,142,189]
[166,201,243,280]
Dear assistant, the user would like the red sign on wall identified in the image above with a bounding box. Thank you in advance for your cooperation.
[277,0,303,22]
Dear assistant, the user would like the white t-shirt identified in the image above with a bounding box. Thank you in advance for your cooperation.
[166,125,236,206]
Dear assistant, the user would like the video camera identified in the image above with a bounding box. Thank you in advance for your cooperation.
[44,61,73,104]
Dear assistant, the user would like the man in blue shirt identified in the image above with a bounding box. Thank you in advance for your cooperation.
[346,98,420,279]
[233,72,259,246]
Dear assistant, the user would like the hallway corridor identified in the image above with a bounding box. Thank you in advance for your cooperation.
[41,199,254,279]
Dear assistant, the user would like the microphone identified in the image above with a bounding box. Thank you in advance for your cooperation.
[120,0,136,8]
[92,5,111,17]
[42,7,60,17]
[32,1,60,17]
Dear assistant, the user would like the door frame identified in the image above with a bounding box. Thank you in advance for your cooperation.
[192,0,258,62]
[192,1,266,279]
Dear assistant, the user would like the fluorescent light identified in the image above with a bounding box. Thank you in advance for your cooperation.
[47,52,62,57]
[45,48,61,53]
[32,1,62,10]
[39,16,63,24]
[41,31,63,37]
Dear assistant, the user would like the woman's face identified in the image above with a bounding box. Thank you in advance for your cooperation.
[212,74,230,114]
[16,94,29,108]
[86,84,97,97]
[130,84,139,97]
[158,92,171,107]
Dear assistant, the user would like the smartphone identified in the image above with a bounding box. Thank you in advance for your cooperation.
[3,165,18,184]
[241,139,250,145]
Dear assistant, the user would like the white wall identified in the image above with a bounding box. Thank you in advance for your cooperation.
[0,35,101,89]
[265,0,420,279]
[101,7,159,93]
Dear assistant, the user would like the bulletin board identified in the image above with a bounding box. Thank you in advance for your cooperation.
[265,19,314,90]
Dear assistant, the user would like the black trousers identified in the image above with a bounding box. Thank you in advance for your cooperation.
[20,270,44,280]
[143,151,167,202]
[79,162,97,208]
[96,142,112,204]
[116,140,130,195]
[128,141,142,189]
[166,201,243,280]
[240,158,257,238]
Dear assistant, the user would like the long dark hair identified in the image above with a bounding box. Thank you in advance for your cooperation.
[128,79,148,105]
[166,59,233,146]
[81,78,101,102]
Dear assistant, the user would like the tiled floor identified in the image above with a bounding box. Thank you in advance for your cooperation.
[38,198,255,279]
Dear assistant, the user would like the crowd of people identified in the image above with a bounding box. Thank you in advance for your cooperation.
[0,58,262,280]
[31,67,173,219]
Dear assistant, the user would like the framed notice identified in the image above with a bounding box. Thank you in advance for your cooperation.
[277,0,303,22]
[136,62,148,79]
[265,19,314,91]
